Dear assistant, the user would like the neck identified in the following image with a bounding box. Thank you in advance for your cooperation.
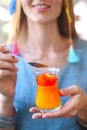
[18,21,70,68]
[24,20,68,53]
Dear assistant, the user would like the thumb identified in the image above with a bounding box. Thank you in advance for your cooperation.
[0,44,10,53]
[59,85,81,96]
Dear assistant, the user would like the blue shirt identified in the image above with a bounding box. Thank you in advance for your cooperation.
[13,39,87,130]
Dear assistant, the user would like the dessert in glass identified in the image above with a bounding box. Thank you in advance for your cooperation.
[34,67,62,112]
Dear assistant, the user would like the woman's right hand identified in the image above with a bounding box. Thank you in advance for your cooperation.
[0,44,19,97]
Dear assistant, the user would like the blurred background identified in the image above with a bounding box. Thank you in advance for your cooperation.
[0,0,10,42]
[0,0,87,43]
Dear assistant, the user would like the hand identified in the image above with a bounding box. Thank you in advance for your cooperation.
[29,85,86,119]
[0,44,19,97]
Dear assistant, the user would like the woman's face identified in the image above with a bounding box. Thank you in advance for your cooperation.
[21,0,63,23]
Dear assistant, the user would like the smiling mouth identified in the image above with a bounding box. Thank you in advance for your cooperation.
[32,4,50,10]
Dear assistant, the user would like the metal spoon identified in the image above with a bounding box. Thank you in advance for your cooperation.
[11,54,48,68]
[28,62,48,68]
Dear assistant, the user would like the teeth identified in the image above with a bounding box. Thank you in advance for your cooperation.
[34,5,48,9]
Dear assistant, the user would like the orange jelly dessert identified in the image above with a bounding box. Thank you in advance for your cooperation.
[36,73,62,112]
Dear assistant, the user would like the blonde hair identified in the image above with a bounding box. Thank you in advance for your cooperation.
[8,0,77,44]
[11,0,21,40]
[58,0,78,39]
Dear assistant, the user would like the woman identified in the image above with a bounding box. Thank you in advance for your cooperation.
[0,0,87,130]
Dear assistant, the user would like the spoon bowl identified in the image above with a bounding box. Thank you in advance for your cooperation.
[28,62,48,68]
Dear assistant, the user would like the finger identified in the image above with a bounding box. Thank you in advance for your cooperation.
[32,113,42,119]
[42,99,77,118]
[0,69,17,78]
[0,44,10,53]
[59,85,81,96]
[29,107,40,113]
[0,53,19,63]
[0,61,18,71]
[42,110,63,118]
[0,77,16,97]
[42,109,68,118]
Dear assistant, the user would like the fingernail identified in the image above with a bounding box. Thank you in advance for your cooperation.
[12,55,19,62]
[59,90,64,96]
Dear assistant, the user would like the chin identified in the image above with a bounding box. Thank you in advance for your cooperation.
[29,14,51,24]
[31,17,51,24]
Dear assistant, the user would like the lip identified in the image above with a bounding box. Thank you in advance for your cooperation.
[32,4,50,12]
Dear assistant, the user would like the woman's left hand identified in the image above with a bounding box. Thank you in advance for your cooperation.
[29,85,87,119]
